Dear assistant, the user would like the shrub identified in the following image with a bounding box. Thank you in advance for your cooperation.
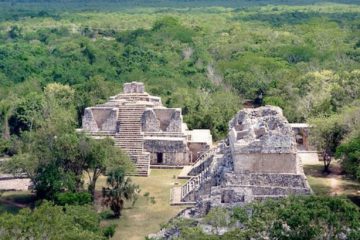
[54,192,92,206]
[103,224,117,239]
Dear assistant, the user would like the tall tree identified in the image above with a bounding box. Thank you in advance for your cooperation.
[81,137,134,199]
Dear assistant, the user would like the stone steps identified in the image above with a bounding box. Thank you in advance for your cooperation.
[114,103,150,177]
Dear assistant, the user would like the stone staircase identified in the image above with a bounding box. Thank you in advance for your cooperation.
[114,104,150,177]
[170,146,223,205]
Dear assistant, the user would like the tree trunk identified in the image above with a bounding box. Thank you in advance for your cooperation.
[88,181,96,201]
[88,170,100,201]
[2,116,10,140]
[322,151,332,174]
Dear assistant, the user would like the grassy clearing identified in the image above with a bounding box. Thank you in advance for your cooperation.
[303,161,360,206]
[97,169,187,240]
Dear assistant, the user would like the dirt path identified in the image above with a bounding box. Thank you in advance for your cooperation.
[329,175,343,196]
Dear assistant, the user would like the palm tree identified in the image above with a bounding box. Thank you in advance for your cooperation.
[102,168,139,218]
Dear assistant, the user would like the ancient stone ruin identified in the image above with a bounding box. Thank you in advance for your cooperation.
[80,82,212,176]
[172,106,311,211]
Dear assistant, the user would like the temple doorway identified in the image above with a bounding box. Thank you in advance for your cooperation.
[156,152,163,164]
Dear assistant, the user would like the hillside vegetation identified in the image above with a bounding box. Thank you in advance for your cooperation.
[0,1,359,239]
[1,2,360,137]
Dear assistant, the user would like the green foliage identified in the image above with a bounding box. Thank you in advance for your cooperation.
[1,3,360,142]
[336,135,360,182]
[268,196,360,240]
[0,138,10,156]
[0,201,105,240]
[309,114,348,155]
[103,224,117,239]
[175,196,360,240]
[0,2,359,206]
[152,17,195,43]
[54,192,92,206]
[204,207,230,233]
[3,82,133,200]
[102,168,140,218]
[99,210,114,220]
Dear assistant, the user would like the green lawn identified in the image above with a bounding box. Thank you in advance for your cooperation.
[97,169,187,240]
[0,169,187,239]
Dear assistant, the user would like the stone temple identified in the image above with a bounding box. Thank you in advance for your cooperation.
[172,106,311,211]
[80,82,212,176]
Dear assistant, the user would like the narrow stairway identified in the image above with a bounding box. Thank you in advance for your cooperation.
[114,104,150,177]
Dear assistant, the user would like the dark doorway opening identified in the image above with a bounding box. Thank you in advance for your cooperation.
[156,152,163,164]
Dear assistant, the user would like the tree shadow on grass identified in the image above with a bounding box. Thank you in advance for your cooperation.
[0,191,36,214]
[348,195,360,208]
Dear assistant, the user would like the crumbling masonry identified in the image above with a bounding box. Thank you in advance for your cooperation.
[172,106,311,212]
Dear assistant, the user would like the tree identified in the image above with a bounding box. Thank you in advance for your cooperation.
[9,92,44,134]
[102,168,140,218]
[8,25,21,39]
[3,83,133,200]
[309,114,348,173]
[204,207,230,234]
[0,201,106,240]
[44,83,75,108]
[336,135,360,182]
[82,137,134,199]
[0,97,18,140]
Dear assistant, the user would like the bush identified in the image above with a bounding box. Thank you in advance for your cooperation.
[99,210,114,220]
[0,139,10,156]
[103,224,117,239]
[54,192,92,206]
[336,135,360,182]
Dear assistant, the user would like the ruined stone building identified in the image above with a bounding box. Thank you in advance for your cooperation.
[172,106,311,211]
[80,82,212,176]
[290,123,310,150]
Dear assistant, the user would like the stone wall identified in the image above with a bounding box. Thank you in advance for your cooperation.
[141,109,160,132]
[223,172,307,188]
[82,108,99,131]
[123,82,145,94]
[188,142,210,162]
[82,107,118,132]
[233,153,297,174]
[229,106,296,154]
[142,108,183,132]
[144,139,189,165]
[149,152,189,165]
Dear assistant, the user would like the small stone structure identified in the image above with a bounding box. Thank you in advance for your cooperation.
[290,123,310,150]
[79,82,212,176]
[172,106,311,211]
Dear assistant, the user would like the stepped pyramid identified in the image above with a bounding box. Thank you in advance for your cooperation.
[79,82,212,177]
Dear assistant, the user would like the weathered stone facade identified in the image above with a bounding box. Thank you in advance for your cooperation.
[173,106,311,213]
[79,82,212,176]
[82,107,118,132]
